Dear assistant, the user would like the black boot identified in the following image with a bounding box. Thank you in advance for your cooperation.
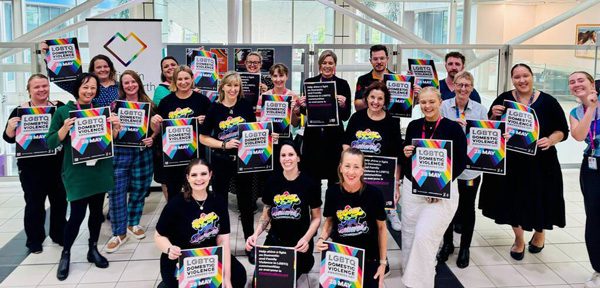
[436,242,455,262]
[57,250,70,281]
[456,247,470,268]
[87,242,109,268]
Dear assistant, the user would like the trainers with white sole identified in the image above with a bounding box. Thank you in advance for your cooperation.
[127,225,146,240]
[387,210,402,231]
[585,272,600,288]
[105,235,128,253]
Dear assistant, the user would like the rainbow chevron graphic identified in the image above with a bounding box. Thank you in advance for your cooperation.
[177,246,223,288]
[408,58,440,88]
[319,242,364,288]
[103,32,147,67]
[411,139,452,197]
[466,120,506,174]
[383,74,414,117]
[260,94,292,137]
[45,38,82,81]
[69,107,112,155]
[190,50,219,90]
[502,100,539,155]
[162,118,198,167]
[237,122,273,166]
[15,106,56,158]
[114,100,150,147]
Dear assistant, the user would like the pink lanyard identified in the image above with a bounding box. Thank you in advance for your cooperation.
[76,102,93,110]
[422,117,442,139]
[584,106,598,153]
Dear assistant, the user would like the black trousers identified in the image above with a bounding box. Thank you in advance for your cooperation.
[263,233,315,277]
[443,176,481,248]
[580,157,600,272]
[160,253,247,288]
[18,167,67,249]
[164,166,186,201]
[211,153,255,239]
[63,193,105,250]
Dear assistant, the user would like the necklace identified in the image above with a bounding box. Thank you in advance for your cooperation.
[194,198,207,211]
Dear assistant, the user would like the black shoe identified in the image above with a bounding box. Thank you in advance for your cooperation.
[57,250,70,281]
[510,244,525,261]
[87,242,109,268]
[456,248,470,268]
[436,243,455,262]
[157,281,168,288]
[246,248,255,265]
[28,243,43,254]
[528,240,545,253]
[454,224,463,234]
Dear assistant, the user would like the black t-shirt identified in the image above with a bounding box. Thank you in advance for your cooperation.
[262,172,322,243]
[323,184,386,260]
[200,98,256,153]
[343,109,402,158]
[157,91,211,120]
[156,193,230,249]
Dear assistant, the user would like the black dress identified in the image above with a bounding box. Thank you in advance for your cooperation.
[478,91,569,231]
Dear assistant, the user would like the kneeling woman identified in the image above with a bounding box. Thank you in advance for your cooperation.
[245,140,321,277]
[317,148,388,288]
[155,159,247,288]
[400,87,467,288]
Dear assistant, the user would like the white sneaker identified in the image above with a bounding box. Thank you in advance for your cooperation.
[127,225,146,240]
[105,235,128,253]
[585,272,600,288]
[387,210,402,231]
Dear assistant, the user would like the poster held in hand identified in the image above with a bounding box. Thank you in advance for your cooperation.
[502,100,539,155]
[162,118,198,167]
[383,74,414,118]
[364,156,397,209]
[319,241,365,288]
[260,94,292,138]
[45,37,82,83]
[411,139,453,199]
[113,100,150,147]
[234,48,252,72]
[466,120,506,175]
[257,48,275,72]
[408,59,439,89]
[15,106,57,158]
[69,107,113,164]
[239,72,261,109]
[188,49,219,91]
[255,246,297,288]
[304,82,339,127]
[237,121,273,173]
[210,48,228,77]
[177,246,223,288]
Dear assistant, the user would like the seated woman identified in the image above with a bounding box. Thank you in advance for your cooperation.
[245,140,322,277]
[154,159,247,288]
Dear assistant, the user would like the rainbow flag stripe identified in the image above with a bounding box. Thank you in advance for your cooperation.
[177,247,223,288]
[115,101,149,143]
[502,100,540,143]
[162,118,198,159]
[70,107,112,154]
[261,94,292,134]
[384,74,414,112]
[15,106,54,150]
[319,242,364,288]
[238,122,273,165]
[466,120,506,166]
[411,139,452,190]
[408,58,440,88]
[45,38,82,75]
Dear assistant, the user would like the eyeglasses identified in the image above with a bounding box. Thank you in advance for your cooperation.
[246,61,261,66]
[455,83,472,88]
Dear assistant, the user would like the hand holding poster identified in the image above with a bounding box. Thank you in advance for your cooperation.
[255,246,296,288]
[383,74,414,118]
[177,246,223,288]
[239,72,261,109]
[466,120,506,175]
[113,100,150,147]
[364,156,397,209]
[502,100,539,155]
[319,241,365,288]
[188,49,219,91]
[408,59,439,89]
[45,38,82,83]
[261,95,292,138]
[237,122,273,173]
[411,139,453,199]
[16,106,56,158]
[69,107,113,164]
[162,118,198,167]
[304,82,339,127]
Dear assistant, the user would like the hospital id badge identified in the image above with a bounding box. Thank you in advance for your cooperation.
[588,157,597,170]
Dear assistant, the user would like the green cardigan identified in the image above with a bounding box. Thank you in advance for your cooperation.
[46,101,114,201]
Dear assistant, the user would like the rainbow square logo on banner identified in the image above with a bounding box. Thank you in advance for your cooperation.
[103,32,148,67]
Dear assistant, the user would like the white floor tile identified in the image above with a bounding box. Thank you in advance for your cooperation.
[114,280,156,288]
[479,265,531,287]
[547,262,592,284]
[0,264,54,287]
[533,245,575,263]
[40,263,92,285]
[118,260,160,282]
[555,244,590,262]
[79,261,127,283]
[129,242,161,260]
[76,283,116,288]
[492,246,543,264]
[450,265,495,287]
[470,247,509,265]
[516,264,566,286]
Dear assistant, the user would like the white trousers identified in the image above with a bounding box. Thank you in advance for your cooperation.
[401,177,459,288]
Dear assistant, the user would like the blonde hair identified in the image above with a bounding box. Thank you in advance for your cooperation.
[337,148,366,192]
[217,71,243,103]
[453,71,474,86]
[569,71,595,84]
[169,65,195,92]
[419,86,442,101]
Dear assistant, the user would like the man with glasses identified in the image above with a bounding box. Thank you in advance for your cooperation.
[440,51,481,103]
[245,51,274,94]
[354,45,393,111]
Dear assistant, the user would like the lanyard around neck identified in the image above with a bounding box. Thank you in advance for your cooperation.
[584,106,598,153]
[422,117,442,139]
[76,102,93,110]
[454,100,468,120]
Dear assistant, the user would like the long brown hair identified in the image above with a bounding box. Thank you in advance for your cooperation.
[169,65,195,92]
[337,148,366,193]
[182,158,213,201]
[217,71,243,103]
[118,70,157,114]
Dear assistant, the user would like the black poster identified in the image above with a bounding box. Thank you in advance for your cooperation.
[257,48,275,72]
[304,81,339,127]
[255,246,296,288]
[364,156,397,209]
[16,106,56,158]
[411,139,453,199]
[162,118,199,167]
[234,48,252,72]
[237,122,274,173]
[45,37,82,83]
[69,107,114,164]
[240,72,261,109]
[113,100,150,148]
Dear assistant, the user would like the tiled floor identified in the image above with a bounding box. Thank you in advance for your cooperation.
[0,169,594,287]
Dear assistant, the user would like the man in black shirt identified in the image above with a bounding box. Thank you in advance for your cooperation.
[354,45,393,111]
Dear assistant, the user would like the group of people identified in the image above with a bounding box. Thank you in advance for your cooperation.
[2,43,599,288]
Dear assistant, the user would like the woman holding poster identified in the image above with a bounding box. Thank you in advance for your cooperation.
[155,159,247,288]
[245,140,322,276]
[245,51,273,93]
[301,50,352,189]
[317,148,388,288]
[400,87,467,288]
[567,71,600,288]
[479,64,569,261]
[46,73,121,280]
[2,74,67,254]
[342,81,403,232]
[438,71,488,268]
[151,65,211,200]
[199,72,257,254]
[104,70,157,253]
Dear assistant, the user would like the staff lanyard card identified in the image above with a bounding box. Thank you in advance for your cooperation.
[589,157,597,170]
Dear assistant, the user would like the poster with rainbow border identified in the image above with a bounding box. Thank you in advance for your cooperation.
[502,100,539,155]
[260,94,292,138]
[45,37,82,83]
[15,106,56,158]
[466,120,506,175]
[200,90,219,103]
[408,58,439,89]
[113,100,150,147]
[162,118,198,167]
[237,121,273,173]
[177,246,223,288]
[69,107,113,164]
[188,49,219,91]
[255,246,297,288]
[319,241,364,288]
[383,74,414,118]
[411,139,453,199]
